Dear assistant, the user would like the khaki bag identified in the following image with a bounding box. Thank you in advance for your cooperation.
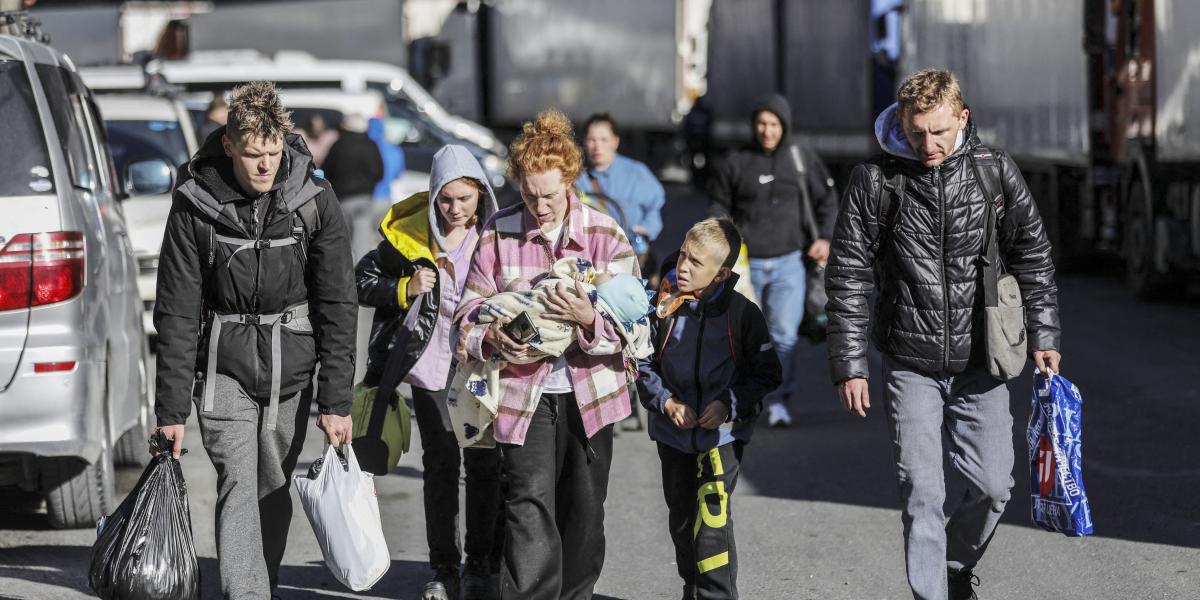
[971,150,1027,381]
[350,382,412,476]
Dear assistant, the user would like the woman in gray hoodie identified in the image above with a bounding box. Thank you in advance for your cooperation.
[356,145,501,600]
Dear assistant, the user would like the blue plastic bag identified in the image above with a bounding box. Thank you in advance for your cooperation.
[1027,372,1094,536]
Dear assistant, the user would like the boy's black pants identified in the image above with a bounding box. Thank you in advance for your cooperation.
[658,441,743,600]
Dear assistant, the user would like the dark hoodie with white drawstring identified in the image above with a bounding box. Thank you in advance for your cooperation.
[707,93,839,258]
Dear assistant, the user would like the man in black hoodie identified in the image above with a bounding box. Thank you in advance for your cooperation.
[323,112,386,262]
[708,93,838,427]
[153,81,358,599]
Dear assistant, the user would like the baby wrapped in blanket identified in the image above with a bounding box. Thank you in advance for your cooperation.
[450,257,652,446]
[479,257,650,360]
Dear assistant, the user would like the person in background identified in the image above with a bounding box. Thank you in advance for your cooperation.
[198,94,228,142]
[300,112,338,169]
[707,94,838,428]
[324,112,385,261]
[368,116,406,201]
[576,112,666,257]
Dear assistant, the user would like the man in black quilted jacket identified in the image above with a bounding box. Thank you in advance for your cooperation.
[825,69,1062,600]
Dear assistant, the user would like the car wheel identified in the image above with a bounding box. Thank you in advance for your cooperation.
[41,449,115,529]
[113,351,151,467]
[43,357,119,529]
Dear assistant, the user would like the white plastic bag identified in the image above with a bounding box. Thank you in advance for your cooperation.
[294,443,390,591]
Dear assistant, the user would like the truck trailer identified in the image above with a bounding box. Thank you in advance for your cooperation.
[898,0,1200,297]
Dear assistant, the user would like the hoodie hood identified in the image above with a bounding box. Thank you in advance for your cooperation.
[176,129,323,236]
[751,93,793,151]
[874,102,973,163]
[379,144,499,257]
[426,145,500,252]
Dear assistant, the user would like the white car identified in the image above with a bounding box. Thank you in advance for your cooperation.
[79,49,505,158]
[94,94,198,336]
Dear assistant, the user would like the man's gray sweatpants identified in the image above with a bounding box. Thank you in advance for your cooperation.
[882,355,1015,600]
[197,374,312,599]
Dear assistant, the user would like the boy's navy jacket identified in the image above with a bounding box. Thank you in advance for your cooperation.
[637,264,782,453]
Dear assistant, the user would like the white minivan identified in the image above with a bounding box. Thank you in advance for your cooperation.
[80,49,506,159]
[95,93,198,336]
[0,27,151,529]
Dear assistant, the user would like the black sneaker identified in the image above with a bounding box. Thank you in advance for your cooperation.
[422,563,461,600]
[463,557,497,600]
[948,568,980,600]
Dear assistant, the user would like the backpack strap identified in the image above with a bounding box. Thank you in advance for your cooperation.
[788,145,821,243]
[869,159,906,259]
[969,146,1009,293]
[291,196,322,266]
[969,147,1006,220]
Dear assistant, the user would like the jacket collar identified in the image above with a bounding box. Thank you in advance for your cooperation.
[176,130,322,236]
[521,188,586,250]
[656,256,741,318]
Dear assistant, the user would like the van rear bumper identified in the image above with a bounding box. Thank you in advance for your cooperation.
[0,357,106,464]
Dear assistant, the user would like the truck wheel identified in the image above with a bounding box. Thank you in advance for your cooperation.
[40,449,115,529]
[1125,182,1182,300]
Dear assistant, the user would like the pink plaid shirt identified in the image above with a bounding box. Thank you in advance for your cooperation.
[454,191,641,445]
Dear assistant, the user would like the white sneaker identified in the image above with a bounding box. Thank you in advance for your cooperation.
[767,404,792,428]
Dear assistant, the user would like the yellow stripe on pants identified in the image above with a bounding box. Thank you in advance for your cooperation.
[697,551,729,574]
[693,446,730,571]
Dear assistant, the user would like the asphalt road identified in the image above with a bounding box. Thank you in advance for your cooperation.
[1,185,1198,599]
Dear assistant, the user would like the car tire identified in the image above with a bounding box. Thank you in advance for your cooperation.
[40,450,115,529]
[113,425,149,468]
[113,350,152,467]
[43,355,121,529]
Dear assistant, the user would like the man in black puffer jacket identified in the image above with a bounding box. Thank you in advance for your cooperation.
[153,81,357,599]
[826,70,1062,600]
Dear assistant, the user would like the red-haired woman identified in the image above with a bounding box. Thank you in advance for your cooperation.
[454,110,643,599]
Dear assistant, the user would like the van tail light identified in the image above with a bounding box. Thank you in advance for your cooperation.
[0,232,85,311]
[34,361,76,374]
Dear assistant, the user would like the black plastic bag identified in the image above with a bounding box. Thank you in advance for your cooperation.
[88,431,200,600]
